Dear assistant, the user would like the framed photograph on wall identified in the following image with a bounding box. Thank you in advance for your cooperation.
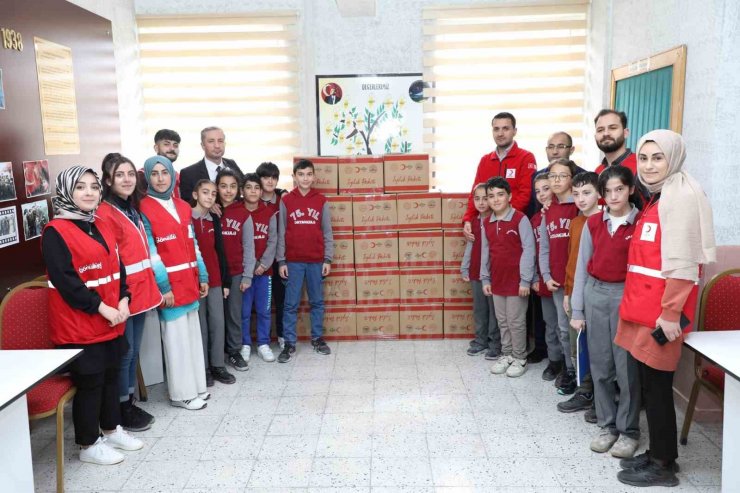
[23,159,51,198]
[0,162,17,202]
[316,73,426,156]
[0,205,19,249]
[21,199,50,241]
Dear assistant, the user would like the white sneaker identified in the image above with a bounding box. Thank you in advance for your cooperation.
[170,397,207,410]
[278,337,285,350]
[590,429,619,453]
[198,392,211,401]
[104,425,144,451]
[491,355,513,374]
[506,358,528,378]
[610,434,639,458]
[240,345,251,362]
[258,344,276,362]
[79,437,124,465]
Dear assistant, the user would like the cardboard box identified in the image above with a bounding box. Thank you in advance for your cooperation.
[398,230,443,268]
[352,194,398,232]
[441,193,469,229]
[443,268,474,303]
[443,229,467,268]
[293,156,338,194]
[333,233,355,270]
[399,268,445,303]
[323,269,356,305]
[399,303,444,339]
[356,304,399,339]
[443,303,475,338]
[323,307,357,340]
[355,269,401,305]
[383,153,429,193]
[396,192,442,230]
[353,232,399,269]
[338,155,384,194]
[326,195,353,232]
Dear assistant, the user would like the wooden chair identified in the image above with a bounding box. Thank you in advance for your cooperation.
[680,268,740,445]
[0,281,75,493]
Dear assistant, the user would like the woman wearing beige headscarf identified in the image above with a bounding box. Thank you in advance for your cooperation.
[614,130,716,487]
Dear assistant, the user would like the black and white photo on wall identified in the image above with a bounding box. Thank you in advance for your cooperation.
[0,205,19,249]
[0,161,17,202]
[21,199,49,241]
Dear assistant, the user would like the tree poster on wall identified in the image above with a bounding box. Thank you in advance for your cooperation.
[316,73,425,156]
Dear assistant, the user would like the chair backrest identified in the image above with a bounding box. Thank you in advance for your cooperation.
[697,268,740,333]
[0,281,53,350]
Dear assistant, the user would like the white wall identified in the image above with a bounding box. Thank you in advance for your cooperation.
[609,0,739,244]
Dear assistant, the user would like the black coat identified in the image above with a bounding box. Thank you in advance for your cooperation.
[179,157,243,204]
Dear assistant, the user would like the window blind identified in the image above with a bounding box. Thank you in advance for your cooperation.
[422,2,589,191]
[136,13,300,184]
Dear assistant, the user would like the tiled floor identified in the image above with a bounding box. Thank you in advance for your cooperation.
[31,339,723,492]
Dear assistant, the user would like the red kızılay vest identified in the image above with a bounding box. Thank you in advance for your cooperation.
[531,210,552,298]
[619,200,699,328]
[220,201,250,276]
[544,199,578,285]
[96,202,162,314]
[45,219,125,345]
[483,209,526,296]
[282,188,327,263]
[468,215,483,281]
[246,203,275,275]
[586,211,638,283]
[139,196,200,307]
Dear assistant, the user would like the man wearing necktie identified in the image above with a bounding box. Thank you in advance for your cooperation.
[179,126,244,203]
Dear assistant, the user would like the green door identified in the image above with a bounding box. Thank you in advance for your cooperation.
[614,66,673,150]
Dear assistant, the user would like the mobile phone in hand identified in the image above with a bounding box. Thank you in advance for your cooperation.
[651,326,669,346]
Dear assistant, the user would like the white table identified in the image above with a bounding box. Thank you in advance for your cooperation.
[0,349,82,493]
[684,331,740,493]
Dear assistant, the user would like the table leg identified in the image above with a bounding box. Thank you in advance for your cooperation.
[723,377,740,493]
[0,395,34,493]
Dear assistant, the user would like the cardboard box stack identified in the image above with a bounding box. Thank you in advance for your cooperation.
[292,154,473,340]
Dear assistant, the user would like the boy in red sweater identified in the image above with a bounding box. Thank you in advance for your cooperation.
[481,177,535,378]
[276,159,334,362]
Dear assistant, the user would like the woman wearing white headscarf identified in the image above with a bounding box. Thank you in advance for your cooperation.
[42,166,143,465]
[614,130,716,487]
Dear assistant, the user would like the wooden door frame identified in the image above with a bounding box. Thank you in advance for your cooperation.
[610,45,687,133]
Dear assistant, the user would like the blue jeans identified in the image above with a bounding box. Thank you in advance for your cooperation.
[241,275,272,347]
[119,311,146,401]
[282,262,324,344]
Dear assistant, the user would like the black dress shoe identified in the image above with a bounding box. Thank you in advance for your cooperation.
[211,366,236,384]
[617,460,679,487]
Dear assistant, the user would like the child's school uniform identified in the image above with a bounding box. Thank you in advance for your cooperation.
[241,203,278,348]
[192,209,230,369]
[531,209,560,363]
[480,207,535,361]
[262,189,287,340]
[220,201,250,358]
[539,196,579,371]
[140,195,208,401]
[461,214,500,355]
[571,206,641,439]
[276,188,334,344]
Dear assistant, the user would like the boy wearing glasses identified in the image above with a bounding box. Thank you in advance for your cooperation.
[538,158,580,395]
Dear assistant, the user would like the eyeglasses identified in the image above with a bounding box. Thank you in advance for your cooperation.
[547,173,572,181]
[546,144,572,150]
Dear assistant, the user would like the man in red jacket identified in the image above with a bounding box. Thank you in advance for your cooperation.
[463,112,537,240]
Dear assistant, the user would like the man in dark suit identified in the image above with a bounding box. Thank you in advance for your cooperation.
[179,126,243,201]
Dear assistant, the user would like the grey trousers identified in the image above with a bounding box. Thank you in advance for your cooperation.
[584,276,640,438]
[552,288,573,370]
[198,286,226,368]
[540,295,561,362]
[471,280,501,353]
[224,276,243,355]
[492,294,528,360]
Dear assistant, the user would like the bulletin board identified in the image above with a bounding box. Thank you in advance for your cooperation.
[610,45,686,149]
[316,73,425,156]
[0,0,121,296]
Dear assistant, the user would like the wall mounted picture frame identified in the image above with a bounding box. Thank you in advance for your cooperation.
[316,73,425,156]
[0,161,17,202]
